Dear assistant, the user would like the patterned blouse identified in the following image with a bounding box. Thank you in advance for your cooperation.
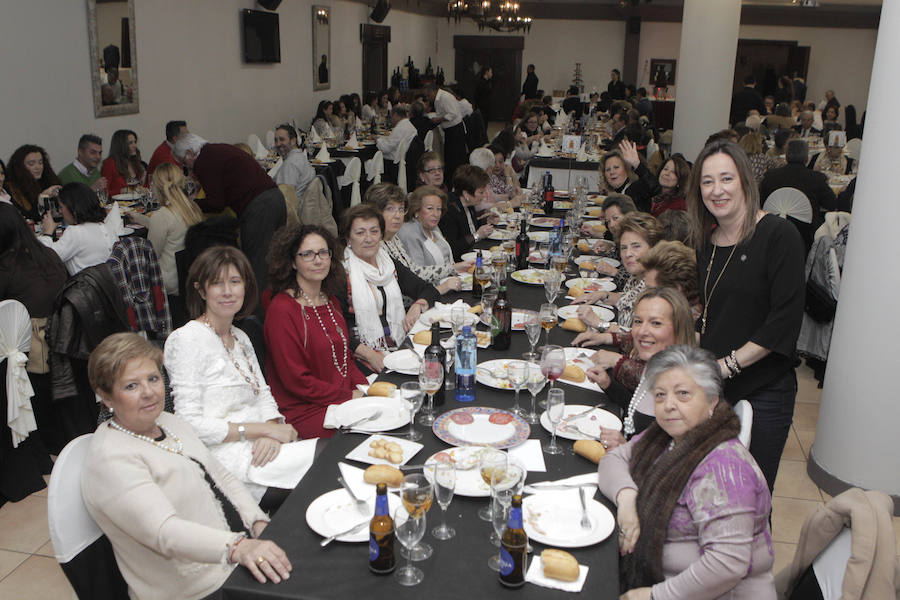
[616,276,646,330]
[384,236,456,286]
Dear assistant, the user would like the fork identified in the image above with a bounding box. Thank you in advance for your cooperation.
[339,410,383,432]
[338,476,369,515]
[579,486,591,530]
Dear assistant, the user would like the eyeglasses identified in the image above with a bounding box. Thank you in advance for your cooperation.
[296,248,333,262]
[423,166,443,174]
[384,204,405,214]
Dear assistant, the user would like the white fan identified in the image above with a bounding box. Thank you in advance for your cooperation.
[763,187,813,224]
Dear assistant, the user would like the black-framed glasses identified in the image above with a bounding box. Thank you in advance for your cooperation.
[296,249,333,262]
[423,166,443,173]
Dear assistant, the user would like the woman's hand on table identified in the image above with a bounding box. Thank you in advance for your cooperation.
[598,426,625,451]
[597,262,619,277]
[357,346,386,373]
[616,488,641,556]
[590,349,622,369]
[619,588,652,600]
[475,224,494,240]
[232,538,292,584]
[437,277,463,295]
[251,436,281,467]
[404,302,426,332]
[619,139,641,169]
[576,305,601,328]
[454,260,474,273]
[570,290,606,305]
[585,365,611,389]
[572,330,609,347]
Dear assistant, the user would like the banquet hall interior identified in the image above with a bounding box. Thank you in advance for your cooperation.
[0,0,898,597]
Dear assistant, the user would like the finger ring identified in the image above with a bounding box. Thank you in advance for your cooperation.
[256,556,266,565]
[601,440,609,449]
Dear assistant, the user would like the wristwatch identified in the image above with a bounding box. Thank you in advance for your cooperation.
[237,424,246,442]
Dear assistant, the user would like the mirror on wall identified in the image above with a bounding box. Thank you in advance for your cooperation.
[87,0,139,117]
[312,5,330,91]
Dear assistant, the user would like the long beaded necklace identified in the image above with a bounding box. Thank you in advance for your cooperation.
[108,420,184,455]
[700,241,738,335]
[298,287,350,378]
[201,315,262,396]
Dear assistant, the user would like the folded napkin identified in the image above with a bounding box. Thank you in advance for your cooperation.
[347,132,360,149]
[253,137,268,159]
[308,127,322,144]
[315,144,331,162]
[338,462,374,498]
[383,348,421,373]
[523,472,598,496]
[247,438,317,488]
[434,299,469,312]
[526,556,589,593]
[576,145,588,162]
[267,157,283,178]
[104,201,129,236]
[508,439,546,472]
[323,401,380,430]
[537,141,553,157]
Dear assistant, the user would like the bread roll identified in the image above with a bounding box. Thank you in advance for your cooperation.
[569,285,585,298]
[367,382,397,397]
[363,464,404,488]
[560,362,586,382]
[560,318,587,333]
[541,549,580,582]
[468,304,483,314]
[573,439,606,464]
[412,330,431,345]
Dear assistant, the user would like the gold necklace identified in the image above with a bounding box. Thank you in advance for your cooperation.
[701,241,738,335]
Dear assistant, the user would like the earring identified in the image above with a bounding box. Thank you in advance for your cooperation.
[108,406,114,414]
[708,408,713,418]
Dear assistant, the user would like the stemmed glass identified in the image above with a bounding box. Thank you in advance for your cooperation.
[417,352,444,426]
[544,387,565,455]
[539,303,558,348]
[544,270,562,304]
[399,474,434,561]
[540,345,566,391]
[430,463,456,540]
[478,449,507,521]
[507,361,527,417]
[524,362,547,424]
[394,507,426,586]
[536,241,550,266]
[400,382,424,441]
[523,312,541,361]
[450,307,466,337]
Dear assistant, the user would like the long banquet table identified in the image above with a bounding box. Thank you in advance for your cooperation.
[216,234,621,600]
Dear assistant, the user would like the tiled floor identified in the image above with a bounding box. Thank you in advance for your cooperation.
[1,364,896,598]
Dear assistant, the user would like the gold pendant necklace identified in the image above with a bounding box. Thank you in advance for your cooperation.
[701,241,738,335]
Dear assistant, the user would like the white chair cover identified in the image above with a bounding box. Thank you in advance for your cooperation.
[338,157,363,206]
[646,139,659,160]
[396,136,414,194]
[0,299,37,448]
[733,399,753,448]
[424,130,434,152]
[247,134,267,159]
[48,434,104,563]
[764,187,813,224]
[265,129,276,149]
[844,137,862,162]
[365,150,384,184]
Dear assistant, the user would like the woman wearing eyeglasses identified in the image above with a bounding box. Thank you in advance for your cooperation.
[415,152,448,192]
[263,224,368,439]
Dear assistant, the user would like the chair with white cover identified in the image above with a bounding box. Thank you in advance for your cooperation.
[424,129,434,152]
[338,157,362,206]
[265,129,276,150]
[764,187,813,224]
[48,434,129,598]
[396,135,415,194]
[733,399,753,448]
[365,150,385,184]
[0,299,38,448]
[844,137,862,162]
[646,139,660,163]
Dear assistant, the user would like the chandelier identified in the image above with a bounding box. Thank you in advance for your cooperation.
[447,1,533,33]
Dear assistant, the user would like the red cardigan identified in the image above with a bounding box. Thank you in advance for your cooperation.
[147,140,181,175]
[264,292,367,439]
[101,157,146,197]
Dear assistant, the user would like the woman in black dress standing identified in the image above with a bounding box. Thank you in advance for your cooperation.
[474,66,493,122]
[687,139,805,492]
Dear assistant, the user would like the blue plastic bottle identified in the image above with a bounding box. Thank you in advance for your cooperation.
[455,325,477,402]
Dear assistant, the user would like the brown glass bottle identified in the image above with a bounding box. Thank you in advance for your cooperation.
[369,483,395,574]
[499,494,527,587]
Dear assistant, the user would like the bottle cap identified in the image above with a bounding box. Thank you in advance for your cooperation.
[462,325,471,334]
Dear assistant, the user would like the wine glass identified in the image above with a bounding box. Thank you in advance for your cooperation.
[523,312,541,361]
[478,449,508,521]
[417,353,444,426]
[544,387,565,455]
[482,289,498,339]
[507,360,527,417]
[487,487,513,571]
[525,362,547,424]
[400,382,424,441]
[539,303,557,348]
[536,241,550,265]
[431,463,456,540]
[400,474,434,561]
[540,345,566,391]
[394,506,426,586]
[544,270,562,304]
[450,307,466,337]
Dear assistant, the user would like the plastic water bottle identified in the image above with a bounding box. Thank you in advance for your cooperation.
[455,325,477,402]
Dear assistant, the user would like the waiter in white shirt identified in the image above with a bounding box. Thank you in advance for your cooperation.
[426,84,467,184]
[377,106,417,164]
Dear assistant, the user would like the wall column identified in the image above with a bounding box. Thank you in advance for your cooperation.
[808,0,900,513]
[670,0,740,160]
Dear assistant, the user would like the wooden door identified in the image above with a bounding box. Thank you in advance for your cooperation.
[734,39,809,98]
[361,24,390,96]
[454,36,523,124]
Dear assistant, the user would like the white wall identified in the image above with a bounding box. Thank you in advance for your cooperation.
[637,22,682,91]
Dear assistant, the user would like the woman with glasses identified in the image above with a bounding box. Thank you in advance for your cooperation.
[264,224,367,439]
[415,152,447,192]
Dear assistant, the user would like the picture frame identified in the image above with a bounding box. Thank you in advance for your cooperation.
[312,5,331,91]
[649,58,676,87]
[87,0,139,117]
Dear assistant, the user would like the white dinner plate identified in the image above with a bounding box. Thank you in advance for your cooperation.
[333,396,409,432]
[523,492,615,548]
[306,488,402,543]
[557,304,615,323]
[555,348,607,394]
[462,250,493,262]
[540,405,622,441]
[112,193,141,202]
[345,434,423,467]
[529,217,562,228]
[382,349,421,375]
[475,359,517,390]
[565,277,616,292]
[423,447,526,497]
[311,158,336,164]
[488,229,516,241]
[527,231,550,242]
[511,269,551,285]
[574,255,620,268]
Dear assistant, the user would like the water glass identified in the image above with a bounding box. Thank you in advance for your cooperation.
[431,463,456,540]
[400,382,424,441]
[394,507,426,586]
[540,345,566,391]
[487,487,513,571]
[544,388,565,455]
[400,474,434,561]
[478,449,507,521]
[523,312,541,360]
[525,362,547,424]
[417,354,444,426]
[450,307,466,337]
[507,361,527,417]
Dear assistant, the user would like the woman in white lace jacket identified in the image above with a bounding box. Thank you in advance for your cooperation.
[164,246,297,507]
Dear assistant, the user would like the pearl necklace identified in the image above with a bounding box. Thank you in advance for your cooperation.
[108,420,184,455]
[623,374,649,437]
[298,287,350,378]
[201,316,262,396]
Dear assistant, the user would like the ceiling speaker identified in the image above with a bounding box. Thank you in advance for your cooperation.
[370,0,391,23]
[257,0,282,10]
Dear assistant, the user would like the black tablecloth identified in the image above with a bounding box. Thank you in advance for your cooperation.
[217,235,621,600]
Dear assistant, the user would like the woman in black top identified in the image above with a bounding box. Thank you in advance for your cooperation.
[687,139,805,492]
[5,144,61,221]
[598,141,660,213]
[607,69,626,100]
[438,165,494,261]
[474,66,493,122]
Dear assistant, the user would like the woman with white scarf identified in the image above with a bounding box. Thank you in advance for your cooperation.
[337,204,439,373]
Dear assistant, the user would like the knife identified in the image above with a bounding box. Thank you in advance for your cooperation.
[319,520,370,547]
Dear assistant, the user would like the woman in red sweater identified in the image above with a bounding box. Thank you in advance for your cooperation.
[263,224,367,438]
[101,129,146,196]
[649,154,690,217]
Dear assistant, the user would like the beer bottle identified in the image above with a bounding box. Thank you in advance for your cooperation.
[426,322,446,406]
[515,217,530,271]
[491,283,511,351]
[369,483,395,574]
[499,494,527,587]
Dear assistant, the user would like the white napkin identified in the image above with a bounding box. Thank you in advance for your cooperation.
[247,438,317,488]
[315,144,331,162]
[523,472,598,496]
[338,462,373,497]
[537,141,553,157]
[383,348,421,373]
[576,144,588,162]
[323,402,379,430]
[104,201,128,235]
[354,373,380,395]
[508,439,546,472]
[267,157,283,178]
[308,127,322,144]
[526,556,589,592]
[435,299,469,312]
[253,137,268,159]
[347,132,360,149]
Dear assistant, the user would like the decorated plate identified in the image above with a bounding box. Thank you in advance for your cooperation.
[565,277,616,293]
[432,407,530,449]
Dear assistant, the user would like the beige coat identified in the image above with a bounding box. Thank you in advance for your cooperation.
[775,488,900,600]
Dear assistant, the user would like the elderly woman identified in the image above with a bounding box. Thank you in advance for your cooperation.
[371,183,469,293]
[164,247,299,508]
[810,125,854,175]
[337,203,439,373]
[264,225,368,439]
[82,333,292,599]
[101,129,147,197]
[649,155,689,217]
[688,139,805,492]
[414,151,447,192]
[38,182,116,276]
[311,101,335,139]
[439,164,495,261]
[598,346,774,600]
[513,111,547,163]
[573,212,664,331]
[5,144,61,221]
[599,141,659,213]
[486,143,523,205]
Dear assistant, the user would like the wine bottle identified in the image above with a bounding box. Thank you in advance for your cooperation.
[515,217,530,270]
[491,283,511,351]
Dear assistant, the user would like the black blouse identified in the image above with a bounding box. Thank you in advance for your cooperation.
[617,162,660,214]
[697,214,805,401]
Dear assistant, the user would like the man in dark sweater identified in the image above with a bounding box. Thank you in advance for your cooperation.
[522,64,539,99]
[730,74,767,126]
[174,133,285,293]
[561,86,584,121]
